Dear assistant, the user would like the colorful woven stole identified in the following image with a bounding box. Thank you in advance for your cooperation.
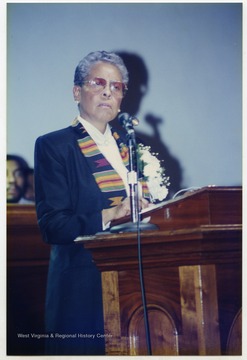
[75,121,150,208]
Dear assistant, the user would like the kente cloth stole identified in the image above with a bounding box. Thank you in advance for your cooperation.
[76,124,150,208]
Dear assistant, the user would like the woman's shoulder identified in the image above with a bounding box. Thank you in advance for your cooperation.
[39,125,74,138]
[36,125,77,144]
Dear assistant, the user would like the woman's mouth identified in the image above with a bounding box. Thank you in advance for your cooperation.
[98,103,112,109]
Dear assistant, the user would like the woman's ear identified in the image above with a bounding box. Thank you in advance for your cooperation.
[73,86,81,102]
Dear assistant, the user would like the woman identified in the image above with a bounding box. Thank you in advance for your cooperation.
[34,51,150,355]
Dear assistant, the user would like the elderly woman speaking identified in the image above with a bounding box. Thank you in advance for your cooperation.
[34,51,150,355]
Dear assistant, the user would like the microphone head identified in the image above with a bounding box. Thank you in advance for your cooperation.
[118,112,139,128]
[118,112,130,126]
[131,117,139,126]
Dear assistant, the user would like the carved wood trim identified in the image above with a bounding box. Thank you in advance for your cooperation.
[128,304,179,355]
[226,308,242,355]
[101,271,128,355]
[179,265,221,355]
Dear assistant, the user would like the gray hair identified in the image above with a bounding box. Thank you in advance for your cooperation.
[74,50,129,86]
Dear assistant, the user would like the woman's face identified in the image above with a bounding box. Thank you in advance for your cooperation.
[73,62,124,132]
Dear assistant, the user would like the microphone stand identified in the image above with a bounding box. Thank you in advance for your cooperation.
[110,123,154,355]
[128,128,139,224]
[110,126,157,233]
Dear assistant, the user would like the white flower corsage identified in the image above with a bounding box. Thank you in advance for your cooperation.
[137,143,170,202]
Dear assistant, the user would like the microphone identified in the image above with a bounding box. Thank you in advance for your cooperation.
[118,113,139,133]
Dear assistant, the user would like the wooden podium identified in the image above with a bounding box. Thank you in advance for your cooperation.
[7,204,50,355]
[78,186,242,356]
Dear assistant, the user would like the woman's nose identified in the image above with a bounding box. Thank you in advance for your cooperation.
[102,84,112,98]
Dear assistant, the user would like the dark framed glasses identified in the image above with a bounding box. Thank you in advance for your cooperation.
[83,77,128,97]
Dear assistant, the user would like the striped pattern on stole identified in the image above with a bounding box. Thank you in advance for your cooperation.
[76,123,150,208]
[77,127,128,208]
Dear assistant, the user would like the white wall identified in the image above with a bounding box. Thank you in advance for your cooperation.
[7,2,242,196]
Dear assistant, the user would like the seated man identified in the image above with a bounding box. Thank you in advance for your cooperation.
[7,154,34,204]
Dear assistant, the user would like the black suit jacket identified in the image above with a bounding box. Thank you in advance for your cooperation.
[35,124,110,244]
[34,124,117,355]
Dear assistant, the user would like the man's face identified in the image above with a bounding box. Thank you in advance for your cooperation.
[7,160,26,203]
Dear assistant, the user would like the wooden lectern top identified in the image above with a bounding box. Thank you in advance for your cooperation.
[110,185,242,231]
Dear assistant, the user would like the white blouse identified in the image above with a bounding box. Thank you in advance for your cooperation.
[78,116,130,196]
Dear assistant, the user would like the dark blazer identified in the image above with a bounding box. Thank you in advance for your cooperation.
[34,124,118,355]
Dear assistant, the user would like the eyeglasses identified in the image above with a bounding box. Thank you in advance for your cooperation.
[83,77,128,97]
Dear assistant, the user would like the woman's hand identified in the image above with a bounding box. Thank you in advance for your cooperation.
[102,197,150,225]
